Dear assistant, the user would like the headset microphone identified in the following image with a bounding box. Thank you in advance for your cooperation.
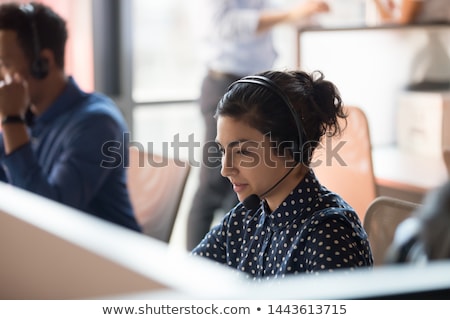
[227,74,306,211]
[242,194,260,211]
[242,165,297,210]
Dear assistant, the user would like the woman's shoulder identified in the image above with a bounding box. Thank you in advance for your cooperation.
[222,201,259,224]
[304,202,367,241]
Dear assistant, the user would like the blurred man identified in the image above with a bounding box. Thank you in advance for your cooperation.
[0,2,141,231]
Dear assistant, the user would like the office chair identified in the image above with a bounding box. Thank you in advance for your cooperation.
[443,149,450,175]
[363,196,420,266]
[312,106,377,222]
[127,147,191,243]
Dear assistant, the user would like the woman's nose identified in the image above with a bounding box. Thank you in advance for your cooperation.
[220,152,236,177]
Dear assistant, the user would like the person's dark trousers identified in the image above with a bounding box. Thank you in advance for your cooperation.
[186,71,240,250]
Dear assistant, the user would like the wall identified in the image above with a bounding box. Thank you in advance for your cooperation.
[298,24,450,147]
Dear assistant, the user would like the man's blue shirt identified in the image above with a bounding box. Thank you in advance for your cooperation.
[0,77,141,232]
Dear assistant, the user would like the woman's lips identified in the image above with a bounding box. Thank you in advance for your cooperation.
[232,183,248,193]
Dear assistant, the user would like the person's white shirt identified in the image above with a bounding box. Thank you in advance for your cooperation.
[200,0,278,77]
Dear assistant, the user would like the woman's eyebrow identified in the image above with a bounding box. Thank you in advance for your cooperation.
[216,139,257,149]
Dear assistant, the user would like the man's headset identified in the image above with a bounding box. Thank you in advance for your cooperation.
[19,3,49,79]
[227,75,306,210]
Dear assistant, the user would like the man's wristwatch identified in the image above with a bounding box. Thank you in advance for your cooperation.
[1,115,26,125]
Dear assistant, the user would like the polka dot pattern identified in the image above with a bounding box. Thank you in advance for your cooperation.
[192,170,373,279]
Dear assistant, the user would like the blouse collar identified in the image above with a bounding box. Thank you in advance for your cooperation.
[261,169,323,230]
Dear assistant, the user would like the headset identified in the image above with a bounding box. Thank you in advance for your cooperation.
[19,3,49,79]
[228,75,306,163]
[227,75,307,210]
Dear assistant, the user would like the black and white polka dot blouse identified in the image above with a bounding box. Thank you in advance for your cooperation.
[192,170,373,279]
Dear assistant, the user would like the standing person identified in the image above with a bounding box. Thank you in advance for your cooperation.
[0,2,141,232]
[192,70,373,278]
[186,0,330,250]
[371,0,450,24]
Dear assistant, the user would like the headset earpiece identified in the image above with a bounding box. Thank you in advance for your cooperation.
[31,56,49,79]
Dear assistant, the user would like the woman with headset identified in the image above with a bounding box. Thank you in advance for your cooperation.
[191,70,373,278]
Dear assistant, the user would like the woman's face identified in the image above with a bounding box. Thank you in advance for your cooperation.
[216,115,296,207]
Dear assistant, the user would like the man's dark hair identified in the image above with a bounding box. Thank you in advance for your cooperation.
[0,2,67,69]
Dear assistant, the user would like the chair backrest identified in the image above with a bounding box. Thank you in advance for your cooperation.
[363,196,420,266]
[312,106,377,222]
[443,149,450,175]
[127,148,191,243]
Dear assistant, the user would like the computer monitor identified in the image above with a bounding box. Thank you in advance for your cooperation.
[2,182,450,300]
[0,182,242,299]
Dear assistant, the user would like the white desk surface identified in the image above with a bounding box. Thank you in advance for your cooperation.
[0,182,244,299]
[2,182,450,300]
[372,145,448,194]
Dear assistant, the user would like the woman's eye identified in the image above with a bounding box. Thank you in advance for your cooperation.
[237,149,249,155]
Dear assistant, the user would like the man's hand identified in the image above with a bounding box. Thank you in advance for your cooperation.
[0,72,29,119]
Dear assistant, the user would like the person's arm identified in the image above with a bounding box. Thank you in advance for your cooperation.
[398,0,422,24]
[1,123,29,154]
[0,134,7,182]
[0,73,30,155]
[1,107,124,212]
[191,211,229,262]
[301,210,373,273]
[372,0,422,24]
[213,0,329,39]
[372,0,395,21]
[257,0,329,33]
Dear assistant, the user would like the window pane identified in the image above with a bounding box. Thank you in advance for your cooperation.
[132,103,203,162]
[132,0,205,102]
